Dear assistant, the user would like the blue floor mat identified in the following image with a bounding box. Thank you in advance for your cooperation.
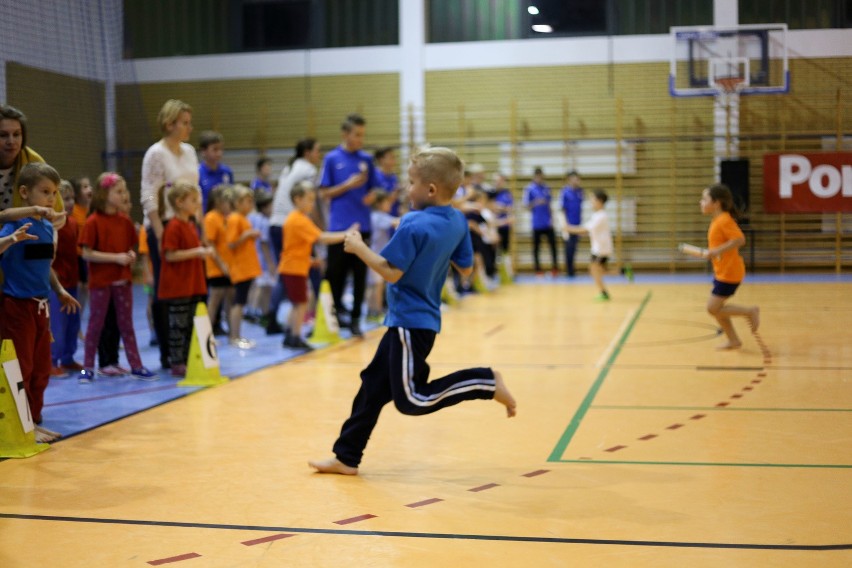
[40,286,370,439]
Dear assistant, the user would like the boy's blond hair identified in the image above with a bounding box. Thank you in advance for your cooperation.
[231,183,254,203]
[58,179,74,200]
[410,147,463,196]
[160,180,200,218]
[290,180,315,204]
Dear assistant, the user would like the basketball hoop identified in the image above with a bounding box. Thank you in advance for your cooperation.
[715,76,746,95]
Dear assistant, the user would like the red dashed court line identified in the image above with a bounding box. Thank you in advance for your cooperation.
[690,414,706,420]
[666,423,684,430]
[333,514,377,525]
[468,483,500,492]
[521,469,550,478]
[241,534,295,546]
[405,498,444,508]
[638,434,657,441]
[147,552,201,565]
[716,401,730,407]
[605,445,627,452]
[731,394,743,399]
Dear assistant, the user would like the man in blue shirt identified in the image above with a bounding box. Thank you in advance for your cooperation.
[560,170,584,277]
[318,114,381,337]
[374,146,401,216]
[309,147,516,475]
[197,131,234,212]
[522,166,558,276]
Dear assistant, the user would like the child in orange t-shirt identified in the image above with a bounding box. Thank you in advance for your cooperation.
[158,182,212,377]
[203,184,235,336]
[280,181,356,350]
[681,184,760,350]
[225,185,262,349]
[138,224,157,347]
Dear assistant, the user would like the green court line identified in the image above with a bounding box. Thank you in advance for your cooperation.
[559,459,852,469]
[592,405,852,412]
[548,291,652,462]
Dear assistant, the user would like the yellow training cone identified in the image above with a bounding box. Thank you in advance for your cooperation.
[309,280,341,345]
[0,339,50,458]
[499,255,514,285]
[178,302,229,388]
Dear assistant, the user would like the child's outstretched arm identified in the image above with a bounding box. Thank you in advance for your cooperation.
[561,223,588,239]
[343,229,403,283]
[0,206,59,224]
[0,222,38,254]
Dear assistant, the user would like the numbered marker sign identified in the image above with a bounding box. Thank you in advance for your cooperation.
[3,360,34,433]
[320,288,340,333]
[194,315,219,370]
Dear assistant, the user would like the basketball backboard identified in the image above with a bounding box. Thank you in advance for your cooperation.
[669,23,789,97]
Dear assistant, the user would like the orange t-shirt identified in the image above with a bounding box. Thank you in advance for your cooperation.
[71,203,88,238]
[138,225,149,255]
[225,212,261,284]
[708,211,745,284]
[279,210,322,277]
[204,210,231,278]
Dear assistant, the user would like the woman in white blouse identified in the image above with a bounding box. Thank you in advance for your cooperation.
[140,99,198,369]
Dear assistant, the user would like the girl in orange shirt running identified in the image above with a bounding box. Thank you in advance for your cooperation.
[682,184,759,350]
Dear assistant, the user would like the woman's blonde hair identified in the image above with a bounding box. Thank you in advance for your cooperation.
[157,99,193,135]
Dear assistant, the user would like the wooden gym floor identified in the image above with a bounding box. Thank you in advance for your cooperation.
[1,277,850,567]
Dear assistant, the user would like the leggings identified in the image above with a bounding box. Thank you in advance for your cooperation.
[84,283,142,371]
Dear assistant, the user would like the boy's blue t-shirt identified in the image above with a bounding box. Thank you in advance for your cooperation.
[380,205,473,333]
[319,146,380,232]
[376,170,401,216]
[198,162,234,211]
[495,188,513,219]
[560,186,584,225]
[523,182,552,230]
[0,217,54,298]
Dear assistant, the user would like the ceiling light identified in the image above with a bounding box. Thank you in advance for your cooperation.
[528,6,540,15]
[531,24,553,33]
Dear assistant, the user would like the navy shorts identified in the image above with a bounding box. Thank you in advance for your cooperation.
[590,255,609,268]
[233,278,254,305]
[712,279,740,297]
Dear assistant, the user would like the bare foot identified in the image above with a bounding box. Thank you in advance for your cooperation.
[492,370,517,417]
[716,341,742,350]
[748,307,760,332]
[308,457,358,475]
[35,425,62,443]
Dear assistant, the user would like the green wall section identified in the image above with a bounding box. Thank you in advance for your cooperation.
[6,63,106,182]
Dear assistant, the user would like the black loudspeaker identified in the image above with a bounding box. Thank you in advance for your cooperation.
[720,159,750,215]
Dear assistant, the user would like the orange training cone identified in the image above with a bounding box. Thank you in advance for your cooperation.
[309,280,341,345]
[178,302,229,387]
[0,339,50,458]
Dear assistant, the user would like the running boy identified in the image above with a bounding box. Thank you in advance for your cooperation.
[562,189,613,301]
[309,147,516,476]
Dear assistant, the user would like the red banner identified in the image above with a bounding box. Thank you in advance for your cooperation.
[763,152,852,213]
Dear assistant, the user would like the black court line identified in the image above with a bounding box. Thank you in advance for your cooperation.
[1,513,848,551]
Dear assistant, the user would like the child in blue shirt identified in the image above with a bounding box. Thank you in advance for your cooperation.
[523,166,558,276]
[0,163,80,443]
[309,147,516,475]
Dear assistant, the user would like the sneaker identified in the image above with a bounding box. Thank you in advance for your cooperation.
[78,369,95,384]
[131,367,159,381]
[283,334,314,351]
[149,336,159,347]
[229,337,256,350]
[621,264,635,282]
[594,291,611,302]
[170,364,187,378]
[243,313,259,324]
[99,365,126,377]
[61,361,84,371]
[265,319,284,335]
[349,322,363,338]
[50,366,67,377]
[551,269,560,278]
